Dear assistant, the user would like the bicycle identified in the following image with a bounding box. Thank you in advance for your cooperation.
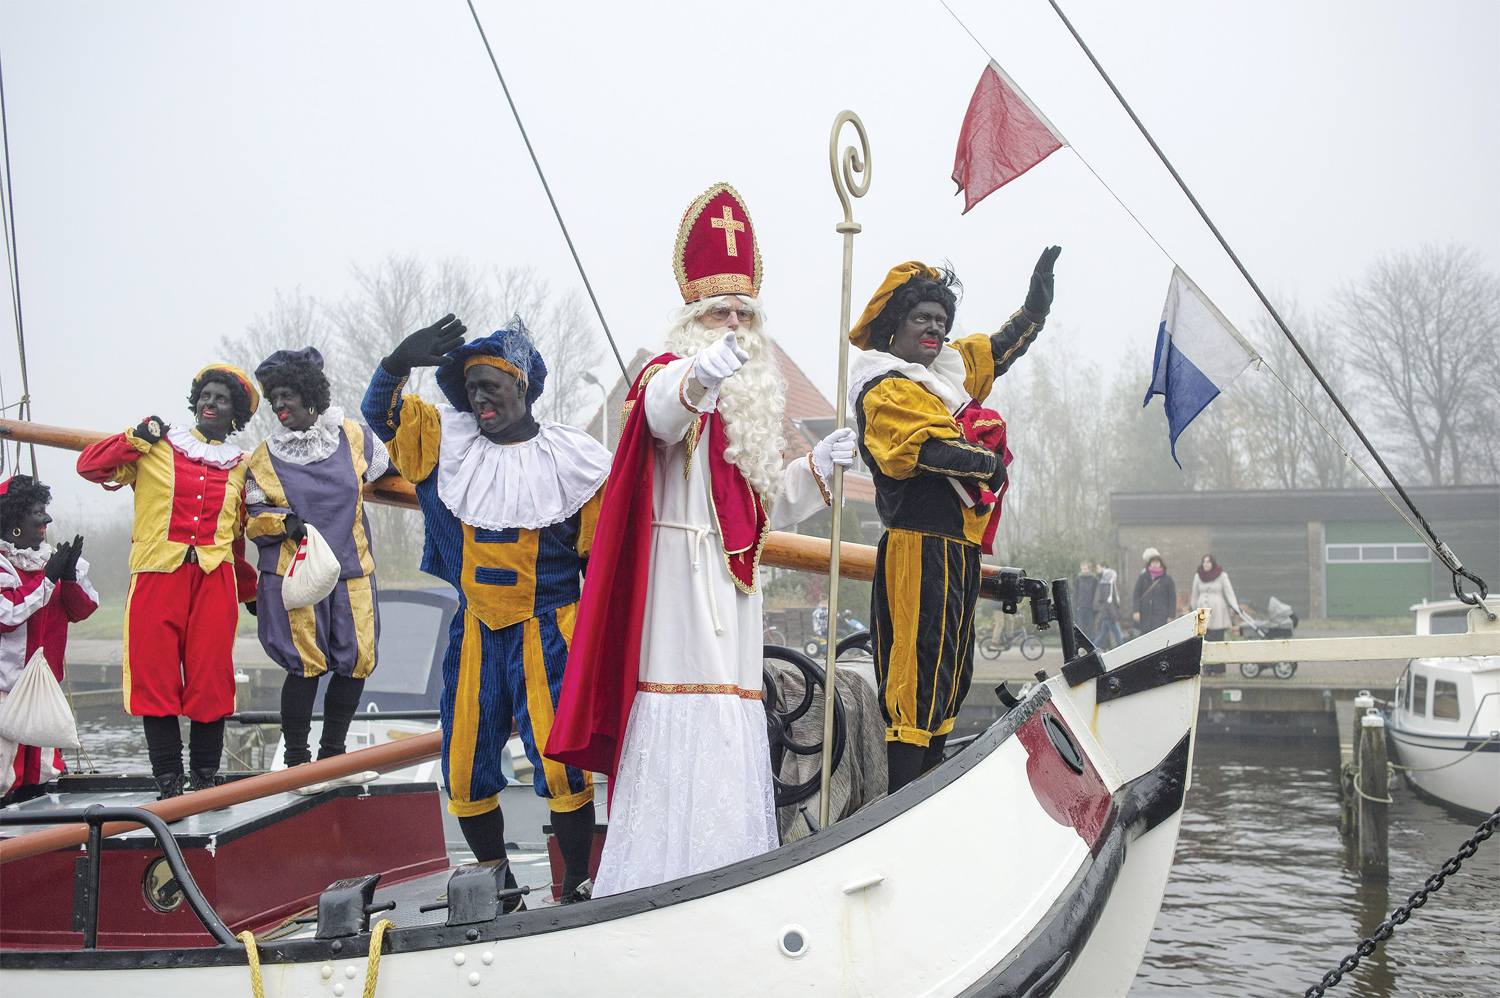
[977,620,1044,661]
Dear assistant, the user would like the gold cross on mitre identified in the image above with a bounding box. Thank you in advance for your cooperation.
[710,205,745,257]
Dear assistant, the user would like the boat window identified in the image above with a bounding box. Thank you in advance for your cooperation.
[1395,678,1405,709]
[1411,673,1427,716]
[1432,680,1461,720]
[1428,610,1469,635]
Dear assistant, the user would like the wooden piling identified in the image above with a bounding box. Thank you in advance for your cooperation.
[1356,710,1389,875]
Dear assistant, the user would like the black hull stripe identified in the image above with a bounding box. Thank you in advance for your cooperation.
[1388,729,1500,752]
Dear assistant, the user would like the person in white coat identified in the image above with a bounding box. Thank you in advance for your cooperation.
[1191,554,1240,643]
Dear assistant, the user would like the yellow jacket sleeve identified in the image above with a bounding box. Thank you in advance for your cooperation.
[861,377,963,481]
[949,333,998,401]
[385,394,443,485]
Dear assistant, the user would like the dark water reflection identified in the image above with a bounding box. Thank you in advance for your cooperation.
[1133,738,1498,996]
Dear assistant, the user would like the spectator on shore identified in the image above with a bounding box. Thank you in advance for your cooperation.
[1073,560,1097,639]
[1133,548,1177,634]
[1092,560,1123,649]
[1191,554,1240,642]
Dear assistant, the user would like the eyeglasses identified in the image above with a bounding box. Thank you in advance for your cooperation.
[706,306,755,323]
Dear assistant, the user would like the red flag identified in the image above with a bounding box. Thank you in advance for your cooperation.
[952,60,1066,214]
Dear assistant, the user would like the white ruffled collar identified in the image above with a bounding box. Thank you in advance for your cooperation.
[0,539,50,573]
[847,344,972,418]
[265,406,346,465]
[166,426,244,469]
[436,407,611,531]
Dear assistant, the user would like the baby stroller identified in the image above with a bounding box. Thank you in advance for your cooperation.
[1237,596,1299,679]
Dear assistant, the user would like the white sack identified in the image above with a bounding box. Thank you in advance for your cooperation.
[281,523,341,610]
[0,648,80,750]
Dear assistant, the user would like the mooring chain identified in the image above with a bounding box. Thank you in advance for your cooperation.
[1304,804,1500,997]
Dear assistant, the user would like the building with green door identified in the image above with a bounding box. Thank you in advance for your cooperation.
[1109,486,1497,619]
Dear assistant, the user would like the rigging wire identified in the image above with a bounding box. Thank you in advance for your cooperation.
[0,45,35,478]
[463,0,628,380]
[1039,0,1486,606]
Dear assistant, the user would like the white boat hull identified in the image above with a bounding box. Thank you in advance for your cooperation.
[1387,726,1500,816]
[2,616,1205,997]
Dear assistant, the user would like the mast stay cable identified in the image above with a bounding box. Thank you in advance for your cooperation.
[463,0,628,379]
[1040,0,1486,607]
[0,46,36,479]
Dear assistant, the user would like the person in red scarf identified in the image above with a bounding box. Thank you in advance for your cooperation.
[547,183,855,896]
[0,475,97,802]
[846,249,1059,792]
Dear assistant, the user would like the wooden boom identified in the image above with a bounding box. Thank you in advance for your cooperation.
[0,417,897,581]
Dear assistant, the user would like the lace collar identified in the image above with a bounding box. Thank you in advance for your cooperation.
[435,407,611,531]
[0,538,50,573]
[265,406,347,466]
[846,344,972,417]
[166,426,244,470]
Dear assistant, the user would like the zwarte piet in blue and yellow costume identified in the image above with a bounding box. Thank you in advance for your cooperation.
[362,315,609,898]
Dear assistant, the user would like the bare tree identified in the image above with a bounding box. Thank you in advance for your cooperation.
[1337,244,1500,485]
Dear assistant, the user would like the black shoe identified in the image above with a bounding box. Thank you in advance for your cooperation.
[188,768,224,792]
[559,879,593,905]
[154,773,185,800]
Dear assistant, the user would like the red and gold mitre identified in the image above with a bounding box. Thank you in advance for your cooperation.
[673,183,762,303]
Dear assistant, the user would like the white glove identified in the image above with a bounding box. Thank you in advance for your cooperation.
[811,426,858,480]
[690,331,750,392]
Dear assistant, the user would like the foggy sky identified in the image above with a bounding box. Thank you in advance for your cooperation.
[1,0,1496,517]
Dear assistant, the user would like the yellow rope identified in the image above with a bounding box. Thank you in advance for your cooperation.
[238,930,265,998]
[363,918,395,998]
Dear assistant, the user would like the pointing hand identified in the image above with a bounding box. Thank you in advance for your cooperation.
[691,331,750,392]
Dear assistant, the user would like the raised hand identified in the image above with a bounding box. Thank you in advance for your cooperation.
[382,314,468,376]
[1023,245,1062,319]
[811,426,858,480]
[134,416,166,445]
[690,331,750,392]
[44,539,74,583]
[63,535,84,581]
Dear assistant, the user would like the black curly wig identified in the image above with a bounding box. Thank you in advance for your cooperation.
[868,266,962,352]
[0,474,51,536]
[188,369,255,433]
[258,360,332,415]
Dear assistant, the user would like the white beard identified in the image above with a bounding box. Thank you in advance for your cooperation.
[665,312,787,500]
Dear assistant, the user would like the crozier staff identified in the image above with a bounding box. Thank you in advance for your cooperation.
[548,183,856,897]
[245,348,389,768]
[0,475,97,801]
[848,248,1060,793]
[77,365,260,799]
[362,317,609,906]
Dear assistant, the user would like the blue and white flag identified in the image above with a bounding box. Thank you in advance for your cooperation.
[1143,268,1258,466]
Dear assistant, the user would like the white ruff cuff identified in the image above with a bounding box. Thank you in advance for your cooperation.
[435,409,612,531]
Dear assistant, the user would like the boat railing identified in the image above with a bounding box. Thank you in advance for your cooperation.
[0,805,235,948]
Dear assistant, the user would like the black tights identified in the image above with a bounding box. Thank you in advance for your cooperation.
[886,733,948,794]
[280,672,366,767]
[457,803,595,894]
[142,716,225,777]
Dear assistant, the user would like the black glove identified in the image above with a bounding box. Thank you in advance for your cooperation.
[283,513,308,544]
[244,600,258,617]
[381,314,468,376]
[1022,245,1062,319]
[44,540,74,583]
[62,535,84,581]
[988,459,1008,495]
[134,415,165,445]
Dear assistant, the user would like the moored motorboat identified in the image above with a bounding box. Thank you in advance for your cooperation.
[1387,600,1500,818]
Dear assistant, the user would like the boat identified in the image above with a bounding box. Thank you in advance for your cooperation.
[1386,599,1500,818]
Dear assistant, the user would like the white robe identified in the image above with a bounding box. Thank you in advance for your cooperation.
[593,357,831,896]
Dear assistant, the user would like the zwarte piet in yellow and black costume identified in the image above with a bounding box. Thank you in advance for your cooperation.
[848,248,1060,792]
[362,315,610,903]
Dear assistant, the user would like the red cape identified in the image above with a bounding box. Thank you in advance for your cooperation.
[544,354,768,778]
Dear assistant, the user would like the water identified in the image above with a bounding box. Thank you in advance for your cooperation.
[1134,738,1498,996]
[58,710,1500,993]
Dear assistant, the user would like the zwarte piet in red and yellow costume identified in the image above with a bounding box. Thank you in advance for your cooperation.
[77,364,260,797]
[548,183,856,896]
